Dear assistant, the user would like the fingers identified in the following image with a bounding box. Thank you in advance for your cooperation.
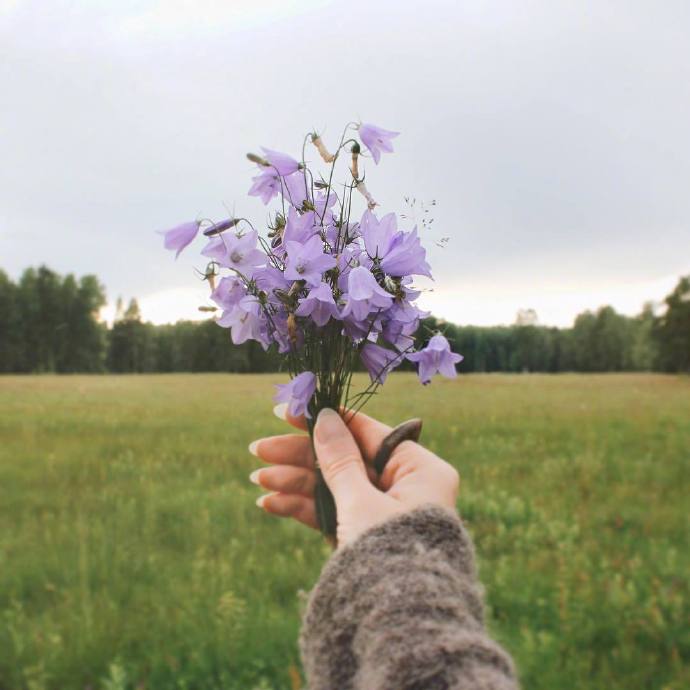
[251,465,316,496]
[273,403,308,431]
[313,408,371,500]
[250,434,313,468]
[257,493,318,530]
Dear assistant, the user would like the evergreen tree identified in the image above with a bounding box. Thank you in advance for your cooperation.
[655,276,690,372]
[108,298,156,372]
[0,265,682,375]
[0,270,23,371]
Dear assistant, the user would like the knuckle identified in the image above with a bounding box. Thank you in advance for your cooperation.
[294,470,312,494]
[396,439,420,456]
[323,452,361,481]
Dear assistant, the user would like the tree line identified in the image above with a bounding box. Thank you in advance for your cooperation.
[1,266,688,374]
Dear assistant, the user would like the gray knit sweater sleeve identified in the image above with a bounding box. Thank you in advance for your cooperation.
[299,505,519,690]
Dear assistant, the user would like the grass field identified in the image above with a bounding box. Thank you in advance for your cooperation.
[0,373,688,690]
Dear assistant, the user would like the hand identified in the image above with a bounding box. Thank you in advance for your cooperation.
[249,406,460,546]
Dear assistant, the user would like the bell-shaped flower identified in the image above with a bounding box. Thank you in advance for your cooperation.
[360,343,401,384]
[281,208,317,248]
[340,266,393,322]
[282,171,310,209]
[335,246,361,293]
[281,174,337,220]
[217,295,266,346]
[313,190,338,221]
[284,235,337,287]
[202,230,265,276]
[407,334,463,384]
[380,227,432,278]
[249,168,281,204]
[295,282,339,327]
[261,147,301,176]
[358,122,399,164]
[325,220,359,251]
[360,211,431,278]
[254,264,291,296]
[159,221,200,258]
[269,312,302,353]
[361,211,397,259]
[273,371,317,419]
[382,301,428,351]
[211,276,247,311]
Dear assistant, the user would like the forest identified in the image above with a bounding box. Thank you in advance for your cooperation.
[1,266,688,374]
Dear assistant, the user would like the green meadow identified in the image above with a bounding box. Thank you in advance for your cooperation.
[0,373,688,690]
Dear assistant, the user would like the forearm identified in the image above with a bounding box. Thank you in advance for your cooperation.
[300,506,518,690]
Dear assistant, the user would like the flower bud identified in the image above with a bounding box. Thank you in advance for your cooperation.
[201,262,218,291]
[203,218,239,237]
[355,180,377,210]
[311,134,336,163]
[247,152,269,166]
[350,142,360,180]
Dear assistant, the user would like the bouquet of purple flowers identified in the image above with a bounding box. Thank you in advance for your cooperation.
[159,120,462,535]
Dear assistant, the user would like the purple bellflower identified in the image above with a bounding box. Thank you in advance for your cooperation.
[362,212,431,277]
[295,282,340,327]
[159,117,468,539]
[249,168,281,205]
[340,266,393,322]
[358,123,399,164]
[261,147,301,176]
[211,276,247,311]
[160,221,200,258]
[313,190,338,220]
[254,264,291,295]
[407,334,463,384]
[360,343,401,384]
[361,211,397,259]
[274,371,317,419]
[282,171,310,209]
[202,230,265,275]
[284,235,337,287]
[217,295,266,346]
[380,227,432,278]
[382,301,428,351]
[281,208,317,247]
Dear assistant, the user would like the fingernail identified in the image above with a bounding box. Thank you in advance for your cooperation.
[249,469,262,486]
[256,494,267,509]
[248,440,260,456]
[273,403,287,420]
[315,407,340,442]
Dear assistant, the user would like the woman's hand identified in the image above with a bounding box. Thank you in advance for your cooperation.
[249,406,460,546]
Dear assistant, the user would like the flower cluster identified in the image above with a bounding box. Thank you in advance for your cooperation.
[159,121,462,420]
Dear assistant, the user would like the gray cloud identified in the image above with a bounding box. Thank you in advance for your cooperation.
[1,0,688,325]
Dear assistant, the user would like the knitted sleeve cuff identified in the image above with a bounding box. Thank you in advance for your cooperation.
[299,505,518,690]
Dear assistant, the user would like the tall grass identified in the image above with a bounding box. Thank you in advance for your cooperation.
[0,374,688,689]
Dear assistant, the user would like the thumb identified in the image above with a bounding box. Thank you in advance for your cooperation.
[313,408,370,501]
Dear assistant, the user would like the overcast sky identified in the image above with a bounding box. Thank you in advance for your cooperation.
[1,0,689,326]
